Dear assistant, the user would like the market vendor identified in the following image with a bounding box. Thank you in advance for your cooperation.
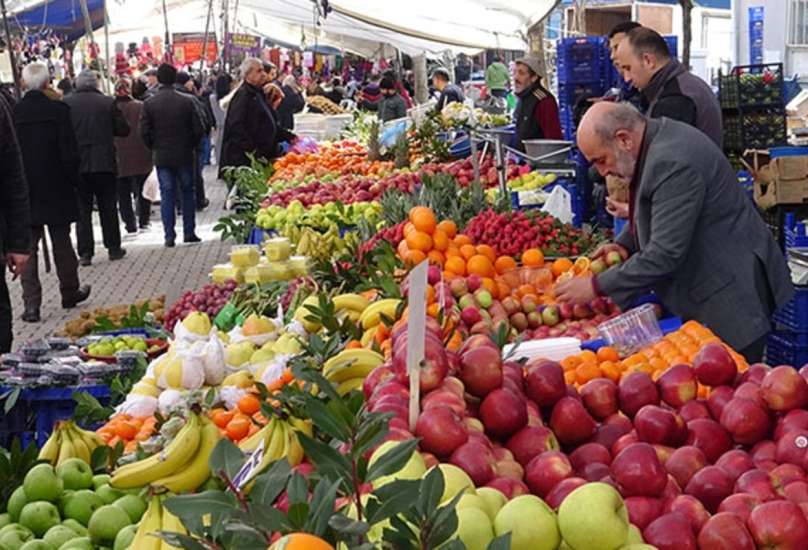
[554,102,792,363]
[358,76,407,123]
[432,68,465,112]
[512,57,563,153]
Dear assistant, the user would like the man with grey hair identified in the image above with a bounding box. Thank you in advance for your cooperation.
[14,62,90,322]
[219,57,278,176]
[554,102,792,363]
[63,70,130,266]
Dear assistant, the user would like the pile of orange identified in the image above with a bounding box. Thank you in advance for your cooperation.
[210,404,263,444]
[492,251,592,306]
[96,414,158,453]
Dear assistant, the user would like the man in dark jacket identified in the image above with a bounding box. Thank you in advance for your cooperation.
[359,76,407,123]
[14,62,90,322]
[512,57,563,153]
[177,71,211,210]
[140,64,205,247]
[63,70,130,266]
[114,79,153,233]
[277,75,305,131]
[220,58,278,174]
[432,68,465,112]
[0,89,30,351]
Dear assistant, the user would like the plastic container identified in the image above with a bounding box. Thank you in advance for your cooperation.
[324,114,354,139]
[773,286,808,332]
[229,245,261,267]
[244,265,274,285]
[766,330,808,368]
[267,261,294,281]
[263,238,292,262]
[597,304,663,357]
[289,256,315,277]
[211,264,245,284]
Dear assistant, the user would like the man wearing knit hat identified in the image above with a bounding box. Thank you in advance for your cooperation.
[512,57,562,153]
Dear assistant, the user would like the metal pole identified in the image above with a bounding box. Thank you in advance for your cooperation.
[103,0,111,83]
[0,0,21,100]
[199,0,214,73]
[229,0,239,70]
[221,0,229,71]
[162,0,171,63]
[79,0,108,94]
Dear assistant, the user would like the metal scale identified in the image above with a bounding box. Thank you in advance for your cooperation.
[786,248,808,285]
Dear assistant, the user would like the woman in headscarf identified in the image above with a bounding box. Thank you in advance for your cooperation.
[277,75,306,131]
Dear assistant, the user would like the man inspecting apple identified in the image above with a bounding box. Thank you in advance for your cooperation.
[554,102,792,363]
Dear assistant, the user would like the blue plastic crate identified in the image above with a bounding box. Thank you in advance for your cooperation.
[749,6,764,22]
[750,20,764,31]
[750,28,763,42]
[557,58,603,85]
[248,227,278,245]
[664,36,678,59]
[772,286,808,332]
[557,81,606,107]
[766,330,808,367]
[0,398,28,448]
[557,37,605,65]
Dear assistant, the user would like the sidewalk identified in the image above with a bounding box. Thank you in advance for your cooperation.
[9,167,235,344]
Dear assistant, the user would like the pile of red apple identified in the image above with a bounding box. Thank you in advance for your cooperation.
[363,322,808,550]
[419,156,522,188]
[262,172,420,208]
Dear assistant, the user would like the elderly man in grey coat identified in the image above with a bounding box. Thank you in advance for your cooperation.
[555,103,793,363]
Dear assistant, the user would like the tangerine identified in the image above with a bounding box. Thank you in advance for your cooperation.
[494,256,518,275]
[453,234,473,247]
[226,417,251,440]
[406,231,433,252]
[268,533,335,550]
[409,207,437,234]
[552,258,574,278]
[432,230,450,251]
[403,249,427,266]
[476,245,497,263]
[437,220,458,238]
[467,255,496,278]
[211,409,235,429]
[459,244,478,261]
[522,249,545,267]
[596,346,620,363]
[237,394,261,416]
[427,250,445,266]
[115,421,138,440]
[445,256,466,276]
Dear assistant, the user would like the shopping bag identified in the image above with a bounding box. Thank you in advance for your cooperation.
[541,185,575,225]
[142,169,161,202]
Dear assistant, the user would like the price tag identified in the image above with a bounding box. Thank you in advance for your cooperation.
[233,439,264,490]
[407,261,428,432]
[214,303,240,331]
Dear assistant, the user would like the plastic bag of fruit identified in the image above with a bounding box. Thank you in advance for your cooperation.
[541,185,574,225]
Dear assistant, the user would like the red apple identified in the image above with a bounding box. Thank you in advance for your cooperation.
[686,418,734,464]
[612,431,640,458]
[458,345,503,398]
[685,465,735,514]
[505,426,560,468]
[392,338,449,392]
[414,404,468,458]
[484,477,530,499]
[720,397,772,445]
[579,462,612,482]
[761,366,808,412]
[440,376,465,397]
[491,446,514,462]
[549,397,597,447]
[657,364,698,408]
[771,463,807,488]
[450,441,496,486]
[464,417,485,435]
[715,449,755,483]
[664,446,709,490]
[734,382,767,408]
[775,409,808,441]
[678,399,712,422]
[569,442,611,472]
[738,363,771,386]
[611,442,668,498]
[634,405,689,447]
[479,388,528,440]
[747,501,808,550]
[544,477,587,510]
[363,366,394,400]
[590,424,627,452]
[643,513,697,550]
[618,371,660,418]
[625,496,665,531]
[524,451,573,498]
[735,469,783,502]
[580,378,620,420]
[602,413,634,433]
[693,343,738,387]
[707,386,735,422]
[751,440,777,466]
[697,512,756,550]
[421,388,467,417]
[524,361,567,409]
[785,481,808,505]
[718,492,762,522]
[662,473,684,501]
[664,495,710,535]
[776,429,808,466]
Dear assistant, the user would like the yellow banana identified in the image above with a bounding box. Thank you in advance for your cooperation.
[359,299,403,330]
[282,420,304,466]
[336,377,365,396]
[38,431,60,465]
[131,496,163,550]
[263,417,287,465]
[76,425,107,449]
[160,505,188,548]
[66,427,92,464]
[288,416,313,438]
[110,413,201,489]
[55,430,76,465]
[332,293,371,314]
[323,349,385,382]
[152,416,221,494]
[360,326,378,347]
[293,295,322,333]
[338,309,363,324]
[238,419,272,455]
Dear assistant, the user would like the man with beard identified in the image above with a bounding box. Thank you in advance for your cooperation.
[511,57,562,152]
[554,103,792,363]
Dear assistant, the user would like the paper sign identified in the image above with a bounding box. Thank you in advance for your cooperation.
[407,261,428,432]
[233,438,264,489]
[227,33,262,55]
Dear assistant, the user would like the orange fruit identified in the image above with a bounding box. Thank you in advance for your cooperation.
[427,250,445,266]
[576,362,601,385]
[467,255,496,278]
[481,277,498,299]
[560,355,583,372]
[564,370,577,384]
[599,361,621,382]
[268,533,335,550]
[115,421,138,440]
[596,346,620,363]
[426,285,436,305]
[403,249,427,266]
[495,256,518,275]
[578,349,598,363]
[573,257,591,275]
[522,249,545,267]
[476,245,497,264]
[210,409,235,429]
[403,222,417,237]
[432,230,450,251]
[437,220,458,238]
[460,244,478,261]
[406,231,433,252]
[453,234,472,247]
[552,258,574,278]
[409,207,437,234]
[237,394,261,416]
[226,416,251,441]
[517,284,537,298]
[445,256,466,276]
[445,247,462,259]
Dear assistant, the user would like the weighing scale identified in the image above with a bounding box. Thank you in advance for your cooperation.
[786,248,808,285]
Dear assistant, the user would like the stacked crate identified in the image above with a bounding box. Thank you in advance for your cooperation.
[749,7,764,65]
[556,36,607,143]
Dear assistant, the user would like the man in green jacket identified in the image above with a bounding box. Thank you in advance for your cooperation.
[485,56,510,99]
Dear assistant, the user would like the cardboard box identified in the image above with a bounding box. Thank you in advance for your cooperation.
[753,153,808,208]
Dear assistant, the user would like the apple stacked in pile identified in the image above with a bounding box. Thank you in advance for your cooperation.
[365,323,808,550]
[1,460,144,550]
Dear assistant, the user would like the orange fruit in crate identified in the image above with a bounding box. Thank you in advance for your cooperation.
[476,245,497,263]
[226,415,251,440]
[410,207,437,233]
[427,250,445,266]
[437,220,458,238]
[453,234,473,247]
[432,230,450,251]
[403,249,427,266]
[467,255,496,278]
[406,231,433,252]
[445,256,466,276]
[460,244,478,261]
[517,283,537,298]
[522,249,545,267]
[495,256,518,275]
[552,257,574,277]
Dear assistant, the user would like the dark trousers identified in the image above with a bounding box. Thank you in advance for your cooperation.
[20,224,80,310]
[194,149,207,207]
[77,173,122,257]
[157,162,195,241]
[490,89,508,99]
[117,174,152,231]
[0,274,11,353]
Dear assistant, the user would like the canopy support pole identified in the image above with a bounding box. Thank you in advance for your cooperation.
[0,0,20,100]
[222,0,229,71]
[199,0,214,73]
[103,0,111,84]
[162,0,171,63]
[79,0,108,94]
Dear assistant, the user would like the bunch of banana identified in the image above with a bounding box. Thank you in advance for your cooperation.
[38,420,107,467]
[150,415,221,493]
[110,412,202,490]
[359,298,404,331]
[130,494,189,550]
[323,348,385,396]
[332,293,370,324]
[237,415,310,490]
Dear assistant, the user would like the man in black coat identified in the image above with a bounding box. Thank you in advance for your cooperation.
[140,64,205,247]
[176,71,211,211]
[14,63,91,322]
[220,58,278,176]
[63,70,130,266]
[0,90,30,351]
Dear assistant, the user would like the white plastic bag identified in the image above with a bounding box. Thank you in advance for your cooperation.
[142,168,161,202]
[541,185,575,225]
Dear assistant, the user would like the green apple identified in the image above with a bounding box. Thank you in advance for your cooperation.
[61,520,87,537]
[23,465,63,503]
[43,525,79,549]
[494,495,560,550]
[557,483,629,550]
[87,505,131,547]
[62,491,104,527]
[8,487,27,522]
[619,546,657,550]
[112,524,137,550]
[91,475,110,491]
[454,507,494,550]
[456,494,488,513]
[111,495,146,523]
[19,501,61,537]
[0,527,35,550]
[57,537,93,550]
[0,524,33,539]
[19,540,54,550]
[368,441,426,488]
[475,487,508,522]
[0,513,12,530]
[625,525,643,545]
[94,485,124,505]
[56,459,94,491]
[435,464,476,504]
[56,492,75,517]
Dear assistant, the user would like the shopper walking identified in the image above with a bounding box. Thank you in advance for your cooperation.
[14,63,90,322]
[113,79,153,233]
[63,70,130,266]
[210,73,233,167]
[0,90,30,351]
[139,64,205,247]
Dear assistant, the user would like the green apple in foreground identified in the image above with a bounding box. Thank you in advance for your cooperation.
[95,484,124,505]
[56,459,94,491]
[8,487,28,522]
[625,525,643,545]
[87,505,131,547]
[62,490,104,527]
[456,494,488,513]
[0,524,33,539]
[435,464,476,504]
[23,464,63,503]
[91,475,110,491]
[494,495,560,550]
[0,513,12,531]
[0,528,35,550]
[113,524,137,550]
[43,525,79,549]
[112,495,146,524]
[476,487,508,521]
[19,540,53,550]
[57,537,94,550]
[368,441,426,487]
[61,519,87,537]
[558,482,629,550]
[19,501,61,537]
[454,507,494,550]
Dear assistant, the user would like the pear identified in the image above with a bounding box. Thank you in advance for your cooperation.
[182,312,212,336]
[226,341,257,367]
[241,315,277,337]
[250,347,276,365]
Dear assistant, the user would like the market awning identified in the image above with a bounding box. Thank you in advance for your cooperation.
[559,0,731,10]
[6,0,105,41]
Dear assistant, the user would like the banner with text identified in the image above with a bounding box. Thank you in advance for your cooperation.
[227,33,262,55]
[172,32,218,63]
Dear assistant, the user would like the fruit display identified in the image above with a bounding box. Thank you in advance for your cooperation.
[255,200,382,232]
[38,421,107,467]
[58,296,165,338]
[84,335,163,357]
[162,281,238,331]
[508,171,558,191]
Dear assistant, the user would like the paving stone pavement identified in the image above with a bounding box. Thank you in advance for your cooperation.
[9,166,236,344]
